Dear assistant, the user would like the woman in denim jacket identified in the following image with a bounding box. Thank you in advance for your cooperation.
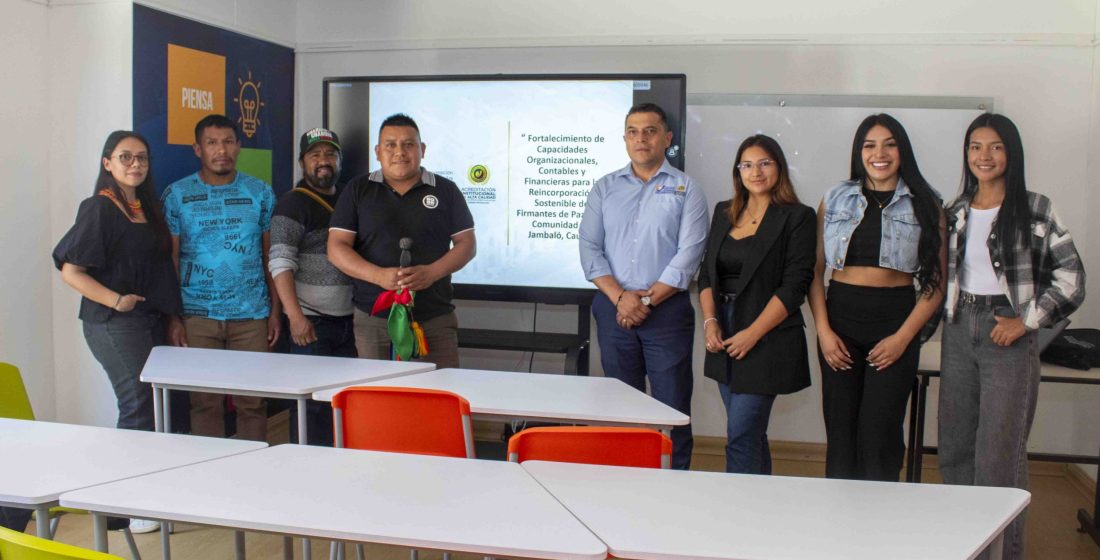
[939,114,1085,560]
[808,114,946,482]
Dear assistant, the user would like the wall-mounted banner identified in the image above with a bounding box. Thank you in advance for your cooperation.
[133,4,294,195]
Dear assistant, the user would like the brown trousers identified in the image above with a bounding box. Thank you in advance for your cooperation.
[183,317,270,441]
[353,309,460,369]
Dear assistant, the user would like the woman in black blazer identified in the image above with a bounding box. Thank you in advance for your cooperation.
[698,134,817,474]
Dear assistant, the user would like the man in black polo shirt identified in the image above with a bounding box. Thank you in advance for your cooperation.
[328,113,475,368]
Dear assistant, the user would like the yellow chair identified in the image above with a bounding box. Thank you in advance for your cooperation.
[0,362,34,421]
[0,525,123,559]
[0,363,141,559]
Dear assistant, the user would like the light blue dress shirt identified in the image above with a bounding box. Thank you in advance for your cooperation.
[579,160,709,291]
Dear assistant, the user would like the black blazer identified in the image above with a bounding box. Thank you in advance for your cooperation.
[698,200,817,394]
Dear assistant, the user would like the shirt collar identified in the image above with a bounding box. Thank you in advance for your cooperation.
[613,159,675,182]
[368,167,436,188]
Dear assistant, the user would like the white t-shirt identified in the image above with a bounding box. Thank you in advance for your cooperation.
[961,206,1004,295]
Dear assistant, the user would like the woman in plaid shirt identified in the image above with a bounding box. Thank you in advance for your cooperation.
[938,113,1086,560]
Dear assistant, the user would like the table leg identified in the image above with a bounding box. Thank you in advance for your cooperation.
[282,536,293,560]
[93,513,109,553]
[153,386,164,433]
[34,505,50,539]
[297,398,309,445]
[164,388,173,433]
[988,532,1004,559]
[162,523,172,560]
[235,530,246,560]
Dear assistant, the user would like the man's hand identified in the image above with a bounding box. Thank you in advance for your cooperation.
[372,267,401,291]
[288,314,318,347]
[991,315,1028,347]
[615,290,651,327]
[167,316,188,347]
[397,265,439,292]
[267,314,282,349]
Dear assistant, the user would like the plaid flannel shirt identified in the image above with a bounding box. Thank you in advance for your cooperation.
[944,191,1085,330]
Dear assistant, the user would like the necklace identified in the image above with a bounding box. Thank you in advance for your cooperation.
[864,187,892,209]
[738,203,765,227]
[99,189,145,215]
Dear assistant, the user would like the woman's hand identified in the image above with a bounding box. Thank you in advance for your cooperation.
[867,331,912,371]
[991,315,1027,347]
[704,319,724,353]
[723,329,761,360]
[818,329,853,371]
[114,294,145,312]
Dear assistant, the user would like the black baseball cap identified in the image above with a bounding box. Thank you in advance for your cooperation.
[299,127,341,155]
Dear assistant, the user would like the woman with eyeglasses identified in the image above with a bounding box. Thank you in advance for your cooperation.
[938,114,1084,560]
[53,131,185,433]
[808,114,946,482]
[697,134,816,474]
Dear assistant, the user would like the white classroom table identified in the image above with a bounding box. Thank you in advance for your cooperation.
[60,444,609,560]
[312,368,690,432]
[0,418,265,540]
[140,346,434,443]
[523,460,1030,560]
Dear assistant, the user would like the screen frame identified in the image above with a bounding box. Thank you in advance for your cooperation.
[322,73,688,305]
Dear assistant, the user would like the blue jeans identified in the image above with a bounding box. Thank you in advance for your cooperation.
[939,303,1039,560]
[593,291,694,470]
[718,383,776,474]
[279,314,356,446]
[82,311,164,431]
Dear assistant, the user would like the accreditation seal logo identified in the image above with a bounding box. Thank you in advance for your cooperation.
[467,164,490,184]
[422,194,439,209]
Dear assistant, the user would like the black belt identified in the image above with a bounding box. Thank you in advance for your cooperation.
[959,291,1010,308]
[718,292,737,304]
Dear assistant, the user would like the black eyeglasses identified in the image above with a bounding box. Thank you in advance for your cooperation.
[114,153,150,167]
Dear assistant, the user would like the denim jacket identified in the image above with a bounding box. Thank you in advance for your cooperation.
[822,178,924,273]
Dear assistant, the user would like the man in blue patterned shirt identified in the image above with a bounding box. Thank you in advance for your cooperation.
[161,114,279,442]
[579,103,709,469]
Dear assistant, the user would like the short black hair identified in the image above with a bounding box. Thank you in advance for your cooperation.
[379,113,420,137]
[194,114,240,143]
[625,103,669,130]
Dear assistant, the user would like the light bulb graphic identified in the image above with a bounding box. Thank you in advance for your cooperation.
[233,71,264,138]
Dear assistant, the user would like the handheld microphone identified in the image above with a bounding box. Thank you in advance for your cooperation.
[399,237,413,268]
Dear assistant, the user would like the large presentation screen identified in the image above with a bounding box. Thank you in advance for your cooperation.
[324,74,687,303]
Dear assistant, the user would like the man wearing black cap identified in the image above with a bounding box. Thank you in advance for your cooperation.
[269,128,354,445]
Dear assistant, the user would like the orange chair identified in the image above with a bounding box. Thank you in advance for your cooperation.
[331,386,475,458]
[507,426,672,469]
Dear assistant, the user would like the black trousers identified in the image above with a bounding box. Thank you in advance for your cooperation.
[819,281,918,481]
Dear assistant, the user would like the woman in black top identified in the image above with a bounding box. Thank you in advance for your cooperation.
[53,131,183,432]
[698,134,817,474]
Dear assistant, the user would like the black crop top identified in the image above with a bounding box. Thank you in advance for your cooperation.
[717,234,753,294]
[53,196,183,323]
[844,188,893,267]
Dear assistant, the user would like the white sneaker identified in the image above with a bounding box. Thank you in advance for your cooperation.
[128,519,160,534]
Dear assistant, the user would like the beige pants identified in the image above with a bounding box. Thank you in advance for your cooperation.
[353,309,460,369]
[183,316,269,441]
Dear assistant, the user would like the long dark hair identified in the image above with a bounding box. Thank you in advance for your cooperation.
[849,114,942,294]
[727,134,800,224]
[96,131,171,251]
[961,113,1030,255]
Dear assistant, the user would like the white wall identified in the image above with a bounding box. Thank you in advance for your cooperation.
[137,0,296,46]
[294,1,1100,470]
[0,0,53,419]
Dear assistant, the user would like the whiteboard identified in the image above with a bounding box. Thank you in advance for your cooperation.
[684,96,991,213]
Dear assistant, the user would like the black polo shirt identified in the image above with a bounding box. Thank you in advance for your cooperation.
[330,168,474,321]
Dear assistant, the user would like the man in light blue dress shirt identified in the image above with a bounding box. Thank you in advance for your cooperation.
[579,103,709,469]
